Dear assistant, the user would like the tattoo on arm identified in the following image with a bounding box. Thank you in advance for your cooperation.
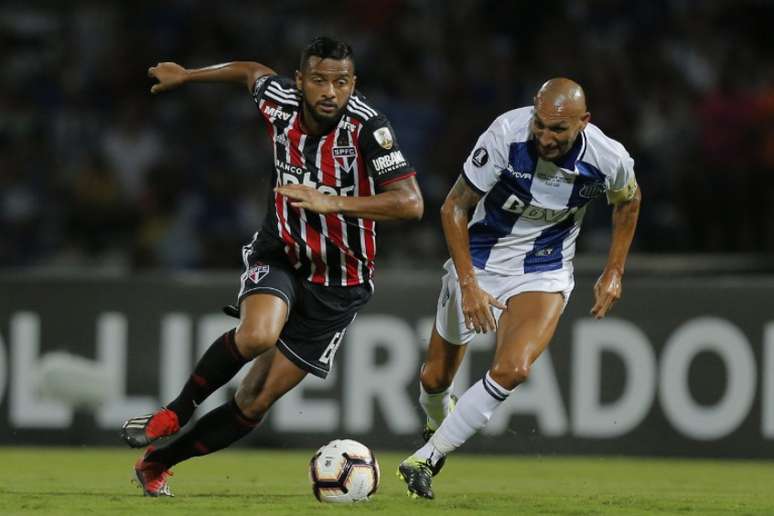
[441,176,483,287]
[446,177,482,212]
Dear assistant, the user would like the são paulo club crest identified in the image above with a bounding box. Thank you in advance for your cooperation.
[333,146,357,173]
[247,264,270,284]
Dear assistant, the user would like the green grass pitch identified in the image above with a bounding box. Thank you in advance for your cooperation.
[0,447,772,515]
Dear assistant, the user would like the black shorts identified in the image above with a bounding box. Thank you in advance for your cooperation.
[237,231,371,378]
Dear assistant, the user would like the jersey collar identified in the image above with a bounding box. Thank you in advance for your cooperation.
[551,130,587,173]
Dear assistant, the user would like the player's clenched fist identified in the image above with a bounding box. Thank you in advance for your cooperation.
[148,62,188,94]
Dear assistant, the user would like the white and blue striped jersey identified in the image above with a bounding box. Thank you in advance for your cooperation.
[461,107,637,276]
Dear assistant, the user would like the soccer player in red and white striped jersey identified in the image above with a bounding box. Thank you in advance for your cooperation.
[122,37,423,497]
[256,69,415,287]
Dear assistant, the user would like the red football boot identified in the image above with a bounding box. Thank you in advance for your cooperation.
[121,408,180,448]
[134,447,174,497]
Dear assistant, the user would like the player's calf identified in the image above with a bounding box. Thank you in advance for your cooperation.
[121,408,180,449]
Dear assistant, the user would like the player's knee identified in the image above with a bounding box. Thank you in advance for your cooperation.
[420,363,454,393]
[234,324,280,358]
[489,362,530,390]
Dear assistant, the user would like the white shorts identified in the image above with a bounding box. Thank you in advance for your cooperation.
[435,261,574,345]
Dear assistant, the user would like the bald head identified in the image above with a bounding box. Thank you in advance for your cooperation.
[530,78,591,160]
[534,78,587,117]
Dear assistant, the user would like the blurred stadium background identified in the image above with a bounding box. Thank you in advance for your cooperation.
[1,0,774,512]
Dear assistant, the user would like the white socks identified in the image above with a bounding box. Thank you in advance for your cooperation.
[416,371,513,466]
[419,382,454,431]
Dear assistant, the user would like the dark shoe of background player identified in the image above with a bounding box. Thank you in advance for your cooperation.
[397,456,435,500]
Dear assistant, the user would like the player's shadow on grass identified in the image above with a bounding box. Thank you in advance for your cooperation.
[0,491,306,500]
[187,493,307,500]
[1,491,131,497]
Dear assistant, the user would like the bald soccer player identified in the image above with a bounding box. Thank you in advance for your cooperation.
[398,78,641,499]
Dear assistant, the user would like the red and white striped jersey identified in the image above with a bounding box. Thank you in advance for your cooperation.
[252,74,415,286]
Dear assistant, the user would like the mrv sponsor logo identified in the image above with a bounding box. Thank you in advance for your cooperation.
[263,105,292,121]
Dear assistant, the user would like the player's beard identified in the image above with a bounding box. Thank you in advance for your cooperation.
[303,96,346,130]
[537,144,561,160]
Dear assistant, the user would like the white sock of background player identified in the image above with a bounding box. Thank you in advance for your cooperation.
[419,381,455,431]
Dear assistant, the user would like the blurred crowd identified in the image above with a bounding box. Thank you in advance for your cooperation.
[1,0,773,271]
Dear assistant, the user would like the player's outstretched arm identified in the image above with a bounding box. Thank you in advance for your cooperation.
[274,175,424,221]
[147,61,276,95]
[441,177,506,334]
[591,185,642,319]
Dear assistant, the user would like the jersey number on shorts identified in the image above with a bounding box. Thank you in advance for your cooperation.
[319,330,345,365]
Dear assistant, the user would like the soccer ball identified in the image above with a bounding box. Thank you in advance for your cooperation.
[309,439,380,503]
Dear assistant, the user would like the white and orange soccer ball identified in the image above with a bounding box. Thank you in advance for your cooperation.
[309,439,380,503]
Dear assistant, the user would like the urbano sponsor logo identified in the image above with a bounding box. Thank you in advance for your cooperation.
[372,151,406,173]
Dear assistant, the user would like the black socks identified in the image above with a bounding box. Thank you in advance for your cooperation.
[166,329,249,426]
[147,399,260,467]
